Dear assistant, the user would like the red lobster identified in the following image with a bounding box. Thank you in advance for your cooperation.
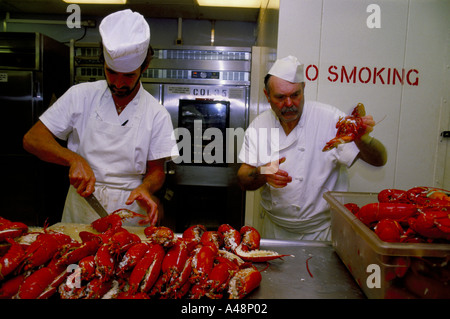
[94,228,141,282]
[183,224,207,251]
[200,231,223,250]
[322,103,367,152]
[188,244,218,299]
[127,243,165,295]
[231,226,293,262]
[374,219,405,242]
[218,224,241,252]
[144,226,177,248]
[17,264,68,299]
[356,202,418,226]
[19,231,73,272]
[77,255,97,282]
[0,217,28,242]
[408,207,450,241]
[352,186,450,242]
[227,264,262,299]
[405,186,450,207]
[116,242,149,277]
[0,273,26,299]
[0,238,26,280]
[378,189,410,204]
[91,209,146,234]
[17,237,102,299]
[204,256,239,299]
[150,239,192,298]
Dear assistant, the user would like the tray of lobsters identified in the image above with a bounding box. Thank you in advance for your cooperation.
[0,210,293,299]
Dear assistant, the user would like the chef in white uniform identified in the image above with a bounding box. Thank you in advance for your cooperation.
[237,56,387,241]
[23,10,178,226]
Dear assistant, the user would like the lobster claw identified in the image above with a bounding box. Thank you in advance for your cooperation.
[227,264,262,299]
[408,208,450,241]
[218,224,241,252]
[352,102,366,117]
[234,243,293,262]
[0,221,28,242]
[233,226,293,262]
[374,219,404,242]
[322,103,367,152]
[127,243,165,294]
[91,209,146,233]
[0,238,26,280]
[144,226,176,248]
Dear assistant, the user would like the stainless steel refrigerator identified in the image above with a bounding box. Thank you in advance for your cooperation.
[0,32,70,226]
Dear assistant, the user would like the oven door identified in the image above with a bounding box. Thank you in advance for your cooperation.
[163,84,248,187]
[159,84,248,231]
[177,99,230,167]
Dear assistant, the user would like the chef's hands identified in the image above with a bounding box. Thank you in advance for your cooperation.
[126,185,160,226]
[262,157,292,188]
[68,154,96,197]
[354,115,388,167]
[237,158,291,191]
[358,115,376,143]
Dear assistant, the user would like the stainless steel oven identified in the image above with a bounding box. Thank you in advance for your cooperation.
[141,46,251,231]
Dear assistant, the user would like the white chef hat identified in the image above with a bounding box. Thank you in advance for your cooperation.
[268,55,304,83]
[99,9,150,73]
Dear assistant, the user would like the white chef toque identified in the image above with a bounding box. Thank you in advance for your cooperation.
[268,55,304,83]
[99,9,150,73]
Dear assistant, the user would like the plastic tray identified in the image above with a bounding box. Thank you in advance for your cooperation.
[324,191,450,299]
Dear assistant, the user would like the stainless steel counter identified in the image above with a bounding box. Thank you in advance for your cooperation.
[48,223,364,299]
[247,239,365,299]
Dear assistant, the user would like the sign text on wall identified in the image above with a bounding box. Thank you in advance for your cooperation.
[305,64,419,86]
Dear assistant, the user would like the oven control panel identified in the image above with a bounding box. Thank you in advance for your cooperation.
[191,71,220,80]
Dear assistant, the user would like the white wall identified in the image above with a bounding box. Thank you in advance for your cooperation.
[277,0,450,192]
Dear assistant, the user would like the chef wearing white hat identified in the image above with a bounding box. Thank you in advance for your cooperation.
[23,9,178,226]
[238,55,387,241]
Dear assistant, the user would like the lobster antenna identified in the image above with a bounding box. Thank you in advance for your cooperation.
[375,114,387,126]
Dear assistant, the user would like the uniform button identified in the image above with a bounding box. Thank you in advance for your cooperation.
[298,147,305,151]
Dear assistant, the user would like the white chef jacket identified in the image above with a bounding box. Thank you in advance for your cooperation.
[40,80,178,225]
[239,101,360,240]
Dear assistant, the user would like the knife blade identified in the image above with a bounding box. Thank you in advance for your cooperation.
[84,194,108,218]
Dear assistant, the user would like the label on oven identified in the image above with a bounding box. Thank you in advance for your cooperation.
[167,86,190,95]
[167,85,230,98]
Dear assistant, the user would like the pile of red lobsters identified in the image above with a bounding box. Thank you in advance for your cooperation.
[345,186,450,243]
[0,210,291,299]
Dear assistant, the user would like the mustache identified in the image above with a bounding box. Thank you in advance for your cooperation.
[281,106,299,114]
[108,85,132,96]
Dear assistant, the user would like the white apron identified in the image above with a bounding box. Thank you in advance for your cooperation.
[61,86,147,226]
[259,116,332,240]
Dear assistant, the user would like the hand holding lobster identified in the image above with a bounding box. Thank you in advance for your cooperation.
[323,103,375,151]
[323,103,387,166]
[126,186,160,226]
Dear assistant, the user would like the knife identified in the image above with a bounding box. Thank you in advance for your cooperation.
[84,194,109,218]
